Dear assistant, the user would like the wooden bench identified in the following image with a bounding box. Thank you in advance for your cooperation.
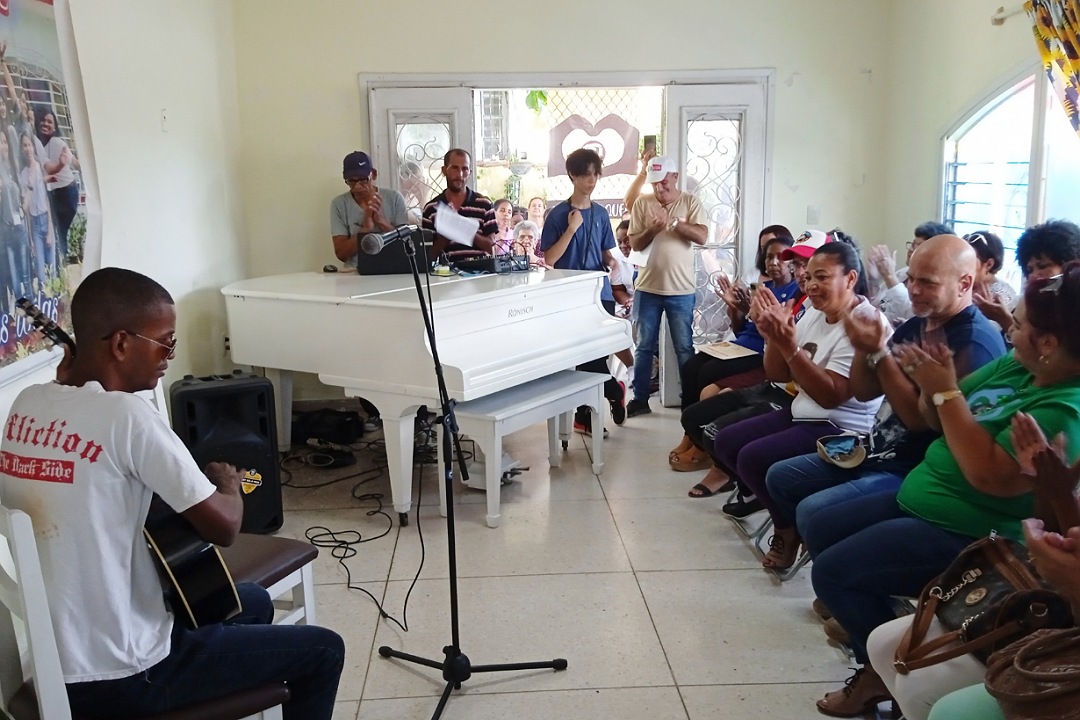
[437,370,607,528]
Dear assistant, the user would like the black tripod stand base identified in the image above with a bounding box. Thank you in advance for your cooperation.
[378,644,567,680]
[378,644,567,717]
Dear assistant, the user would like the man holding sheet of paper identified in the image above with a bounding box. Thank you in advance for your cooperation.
[421,148,498,260]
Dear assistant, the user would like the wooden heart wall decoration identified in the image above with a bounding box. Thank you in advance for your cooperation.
[547,114,640,178]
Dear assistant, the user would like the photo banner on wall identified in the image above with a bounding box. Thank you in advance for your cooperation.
[0,0,97,379]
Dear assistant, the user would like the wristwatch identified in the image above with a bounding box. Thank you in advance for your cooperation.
[668,217,680,231]
[866,348,889,370]
[932,389,964,407]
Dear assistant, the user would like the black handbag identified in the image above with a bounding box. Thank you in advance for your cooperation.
[894,534,1073,673]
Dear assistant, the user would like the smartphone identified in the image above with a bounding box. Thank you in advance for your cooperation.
[643,134,657,156]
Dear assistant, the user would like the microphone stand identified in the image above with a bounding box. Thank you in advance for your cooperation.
[377,227,567,719]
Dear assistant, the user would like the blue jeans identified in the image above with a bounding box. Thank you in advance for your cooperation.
[29,212,52,286]
[50,182,79,261]
[66,583,345,720]
[797,473,905,558]
[632,290,695,403]
[809,495,974,664]
[765,453,907,542]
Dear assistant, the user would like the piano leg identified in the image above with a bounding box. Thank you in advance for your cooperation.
[546,416,562,468]
[476,428,503,529]
[263,368,294,449]
[590,396,605,476]
[382,414,416,524]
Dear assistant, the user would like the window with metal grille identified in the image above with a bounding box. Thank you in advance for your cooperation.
[479,90,509,161]
[942,72,1080,288]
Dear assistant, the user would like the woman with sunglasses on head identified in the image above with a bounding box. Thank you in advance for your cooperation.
[965,230,1016,333]
[810,261,1080,717]
[983,220,1080,337]
[867,416,1079,720]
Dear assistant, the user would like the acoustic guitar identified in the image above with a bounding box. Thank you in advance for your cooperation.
[16,298,241,629]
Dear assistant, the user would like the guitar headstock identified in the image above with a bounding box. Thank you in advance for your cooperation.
[16,297,76,356]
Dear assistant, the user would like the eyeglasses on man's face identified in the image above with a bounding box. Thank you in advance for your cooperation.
[101,330,178,359]
[345,176,372,187]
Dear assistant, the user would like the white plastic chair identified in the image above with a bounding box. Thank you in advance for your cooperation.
[0,505,287,720]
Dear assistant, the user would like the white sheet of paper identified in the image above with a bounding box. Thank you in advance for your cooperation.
[627,242,651,268]
[434,203,479,247]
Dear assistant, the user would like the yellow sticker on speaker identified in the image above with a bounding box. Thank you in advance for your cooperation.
[241,469,263,495]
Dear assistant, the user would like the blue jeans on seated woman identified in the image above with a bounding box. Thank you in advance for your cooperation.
[631,290,695,404]
[809,493,974,665]
[765,453,909,548]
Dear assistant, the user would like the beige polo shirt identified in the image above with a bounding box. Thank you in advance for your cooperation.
[628,191,708,295]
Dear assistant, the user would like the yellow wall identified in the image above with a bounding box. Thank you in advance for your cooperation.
[882,0,1035,244]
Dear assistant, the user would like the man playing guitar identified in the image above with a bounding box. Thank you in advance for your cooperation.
[0,268,344,719]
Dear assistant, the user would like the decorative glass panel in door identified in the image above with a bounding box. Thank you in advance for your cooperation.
[369,87,474,223]
[665,83,769,344]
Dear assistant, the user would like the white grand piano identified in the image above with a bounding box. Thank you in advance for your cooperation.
[221,269,631,524]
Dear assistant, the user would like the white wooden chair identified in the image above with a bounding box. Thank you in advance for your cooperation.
[0,505,288,720]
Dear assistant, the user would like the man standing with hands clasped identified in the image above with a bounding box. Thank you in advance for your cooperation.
[330,150,409,268]
[625,155,708,418]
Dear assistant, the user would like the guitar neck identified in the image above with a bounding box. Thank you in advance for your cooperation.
[16,298,76,356]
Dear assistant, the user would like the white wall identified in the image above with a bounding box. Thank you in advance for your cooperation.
[882,0,1036,244]
[67,0,246,389]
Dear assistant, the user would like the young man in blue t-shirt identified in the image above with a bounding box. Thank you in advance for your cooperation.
[540,148,634,434]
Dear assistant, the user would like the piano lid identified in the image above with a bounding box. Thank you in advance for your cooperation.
[222,268,629,401]
[221,269,601,309]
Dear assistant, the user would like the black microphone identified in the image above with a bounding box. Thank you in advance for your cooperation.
[361,225,419,254]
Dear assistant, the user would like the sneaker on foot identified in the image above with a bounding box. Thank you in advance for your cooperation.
[721,492,764,519]
[626,399,652,418]
[609,381,627,426]
[572,417,609,438]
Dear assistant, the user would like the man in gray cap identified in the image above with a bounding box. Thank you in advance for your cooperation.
[329,151,409,268]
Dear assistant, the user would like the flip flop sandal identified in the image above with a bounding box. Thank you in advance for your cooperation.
[688,482,724,498]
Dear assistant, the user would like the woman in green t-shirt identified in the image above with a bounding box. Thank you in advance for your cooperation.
[811,261,1080,718]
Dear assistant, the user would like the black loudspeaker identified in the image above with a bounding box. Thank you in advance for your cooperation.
[169,370,283,534]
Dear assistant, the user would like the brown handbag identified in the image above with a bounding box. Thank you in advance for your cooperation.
[984,627,1080,720]
[894,535,1073,674]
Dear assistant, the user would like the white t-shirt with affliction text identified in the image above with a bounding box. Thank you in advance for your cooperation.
[790,301,889,432]
[0,382,216,683]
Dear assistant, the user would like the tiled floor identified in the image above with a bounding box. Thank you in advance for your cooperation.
[279,403,871,720]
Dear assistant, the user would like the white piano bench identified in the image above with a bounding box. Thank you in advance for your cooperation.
[436,370,607,528]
